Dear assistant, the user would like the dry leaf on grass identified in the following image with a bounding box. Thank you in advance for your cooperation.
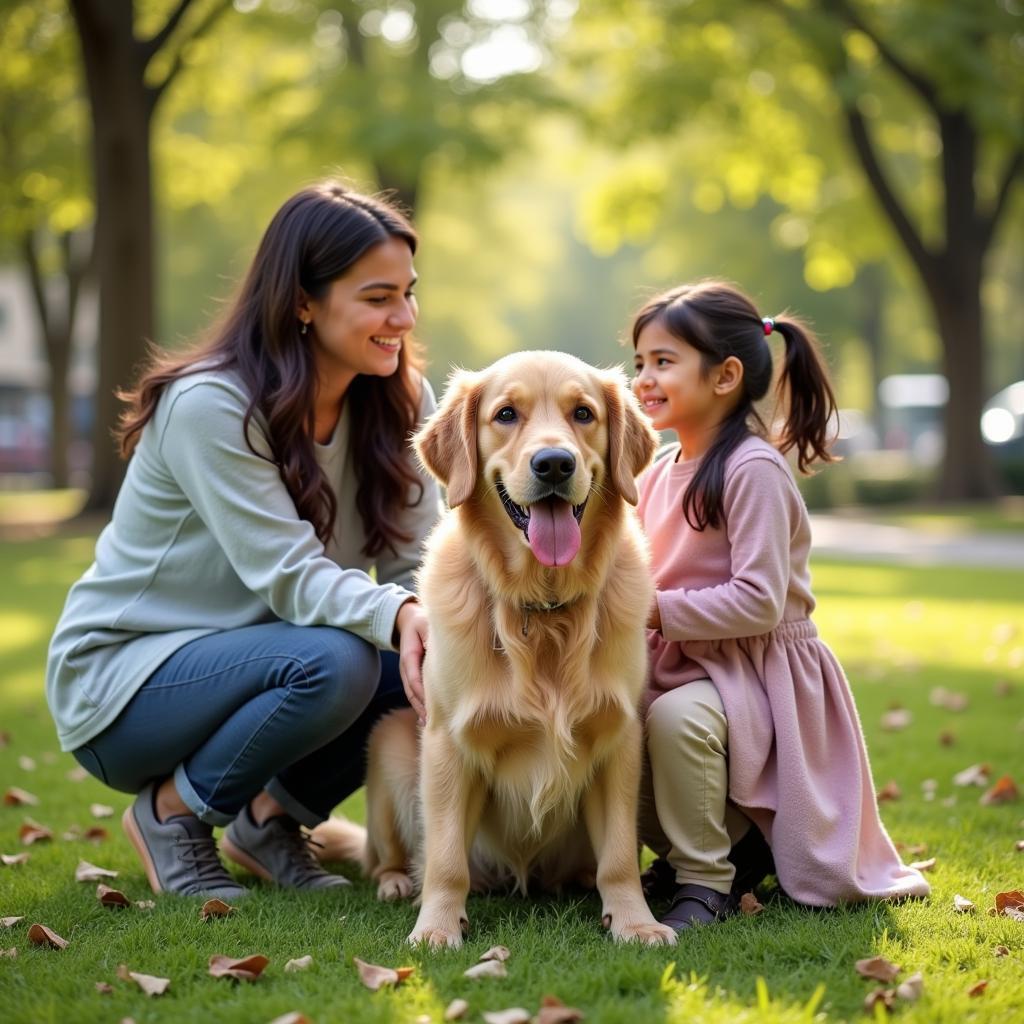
[444,999,470,1021]
[537,995,586,1023]
[479,945,512,962]
[465,959,508,980]
[4,788,38,807]
[855,956,900,982]
[18,756,36,772]
[95,982,114,995]
[482,1009,530,1024]
[19,819,52,845]
[863,988,896,1013]
[284,955,313,972]
[28,924,67,950]
[994,945,1010,957]
[75,859,118,882]
[84,826,109,843]
[66,766,89,783]
[876,780,901,802]
[739,892,764,915]
[1016,839,1024,852]
[895,972,924,1002]
[268,1015,312,1024]
[208,953,270,982]
[97,884,131,909]
[126,971,170,997]
[909,857,937,872]
[995,890,1024,914]
[953,763,990,787]
[1,947,17,958]
[1,916,23,928]
[200,898,235,921]
[135,900,155,910]
[880,709,912,732]
[89,803,114,819]
[967,980,988,997]
[0,731,9,748]
[929,687,969,712]
[953,894,975,912]
[980,775,1019,805]
[1,852,29,866]
[352,956,413,991]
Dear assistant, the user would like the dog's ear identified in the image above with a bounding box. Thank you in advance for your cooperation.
[602,371,659,505]
[415,369,483,508]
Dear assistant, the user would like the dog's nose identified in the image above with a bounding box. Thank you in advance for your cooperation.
[530,447,576,485]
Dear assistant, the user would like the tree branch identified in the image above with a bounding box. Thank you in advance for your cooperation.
[21,230,50,339]
[979,147,1023,252]
[820,0,938,113]
[140,0,196,63]
[844,104,935,276]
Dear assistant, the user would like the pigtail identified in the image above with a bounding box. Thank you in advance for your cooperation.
[772,317,838,473]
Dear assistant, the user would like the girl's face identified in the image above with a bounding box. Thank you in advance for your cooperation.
[302,235,418,391]
[632,319,720,436]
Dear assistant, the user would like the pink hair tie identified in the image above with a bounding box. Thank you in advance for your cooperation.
[762,317,775,336]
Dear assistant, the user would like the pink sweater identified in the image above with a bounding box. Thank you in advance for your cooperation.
[639,436,930,905]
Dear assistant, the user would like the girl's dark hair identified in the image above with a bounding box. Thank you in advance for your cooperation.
[631,279,837,531]
[117,181,424,557]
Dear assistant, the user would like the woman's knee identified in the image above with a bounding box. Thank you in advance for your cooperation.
[291,627,382,717]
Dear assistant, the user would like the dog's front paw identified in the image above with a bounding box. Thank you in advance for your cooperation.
[376,870,414,902]
[606,915,677,946]
[408,909,469,949]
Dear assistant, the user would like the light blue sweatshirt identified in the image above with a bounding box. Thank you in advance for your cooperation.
[46,370,440,752]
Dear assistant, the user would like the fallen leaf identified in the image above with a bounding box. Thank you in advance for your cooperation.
[4,788,38,807]
[1017,840,1024,852]
[135,900,156,910]
[895,972,923,1002]
[739,892,764,915]
[1,916,23,928]
[876,780,901,802]
[95,982,114,995]
[863,988,895,1013]
[1,853,29,866]
[880,709,912,732]
[61,826,82,841]
[856,955,901,982]
[1,947,16,958]
[995,680,1014,697]
[208,953,270,982]
[200,898,235,921]
[89,803,114,819]
[18,756,36,772]
[479,944,512,962]
[482,1010,530,1024]
[27,924,67,950]
[84,827,109,843]
[995,890,1024,915]
[465,959,508,980]
[994,945,1009,957]
[920,780,937,795]
[97,884,131,909]
[953,894,975,913]
[939,730,956,747]
[929,687,969,712]
[953,763,991,787]
[0,731,9,747]
[537,995,586,1023]
[980,775,1019,805]
[353,956,412,991]
[444,999,470,1021]
[284,955,313,972]
[268,1015,312,1024]
[126,971,170,997]
[116,964,131,981]
[19,819,52,845]
[967,980,988,997]
[75,859,118,882]
[66,766,89,783]
[909,857,937,871]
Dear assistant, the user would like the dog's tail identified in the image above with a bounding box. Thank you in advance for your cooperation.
[310,815,367,867]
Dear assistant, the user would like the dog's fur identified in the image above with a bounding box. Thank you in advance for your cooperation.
[313,351,674,947]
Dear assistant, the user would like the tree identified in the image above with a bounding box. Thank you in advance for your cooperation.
[68,0,232,510]
[571,0,1024,499]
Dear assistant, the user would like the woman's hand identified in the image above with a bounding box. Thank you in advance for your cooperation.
[396,599,429,724]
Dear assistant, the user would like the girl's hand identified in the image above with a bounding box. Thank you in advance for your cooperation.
[396,599,429,724]
[647,597,662,632]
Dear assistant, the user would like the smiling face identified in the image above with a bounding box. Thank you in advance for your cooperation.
[300,235,418,393]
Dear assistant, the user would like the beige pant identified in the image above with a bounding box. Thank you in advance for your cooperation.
[639,679,750,894]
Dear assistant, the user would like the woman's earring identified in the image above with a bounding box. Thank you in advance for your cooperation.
[300,321,309,336]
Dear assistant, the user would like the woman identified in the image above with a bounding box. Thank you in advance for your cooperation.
[45,182,438,899]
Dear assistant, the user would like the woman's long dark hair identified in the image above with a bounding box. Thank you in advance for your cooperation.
[631,279,837,531]
[117,181,424,557]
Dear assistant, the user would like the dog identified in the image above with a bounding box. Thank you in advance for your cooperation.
[313,350,674,948]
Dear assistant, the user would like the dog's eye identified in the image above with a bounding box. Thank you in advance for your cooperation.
[573,406,594,423]
[495,406,517,423]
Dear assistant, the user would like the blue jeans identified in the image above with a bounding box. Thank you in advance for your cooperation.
[72,621,407,827]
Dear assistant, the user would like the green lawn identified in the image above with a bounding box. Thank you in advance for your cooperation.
[1,526,1022,1023]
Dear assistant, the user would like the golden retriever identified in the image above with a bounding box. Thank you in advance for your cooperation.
[313,350,674,948]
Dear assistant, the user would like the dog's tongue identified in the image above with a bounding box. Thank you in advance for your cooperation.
[526,497,581,567]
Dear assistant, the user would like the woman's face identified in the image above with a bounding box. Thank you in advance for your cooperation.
[303,235,418,390]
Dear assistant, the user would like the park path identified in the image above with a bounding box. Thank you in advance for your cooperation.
[809,513,1024,570]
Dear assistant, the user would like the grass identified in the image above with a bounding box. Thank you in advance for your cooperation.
[1,525,1023,1023]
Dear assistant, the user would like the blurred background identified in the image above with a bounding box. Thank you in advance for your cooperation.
[1,0,1022,517]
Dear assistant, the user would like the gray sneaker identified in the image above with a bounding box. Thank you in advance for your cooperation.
[221,809,351,890]
[122,783,248,900]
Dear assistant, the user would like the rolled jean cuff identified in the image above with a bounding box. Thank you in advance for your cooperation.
[265,776,323,829]
[173,763,235,828]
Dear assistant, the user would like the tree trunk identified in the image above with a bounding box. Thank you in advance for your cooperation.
[48,345,72,489]
[70,0,154,512]
[857,263,885,438]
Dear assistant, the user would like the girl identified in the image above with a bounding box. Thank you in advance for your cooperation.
[630,280,929,931]
[46,182,439,899]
